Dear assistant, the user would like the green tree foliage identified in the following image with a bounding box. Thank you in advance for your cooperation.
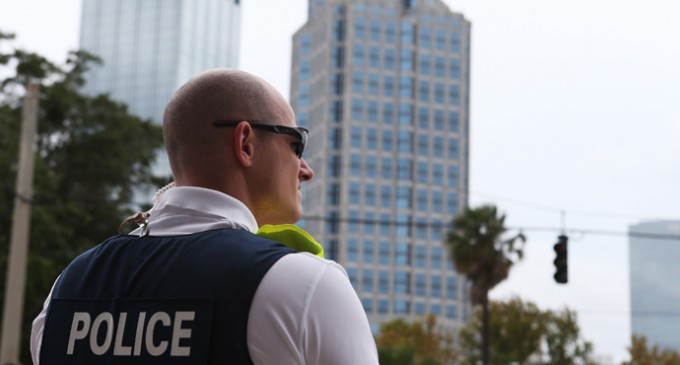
[376,314,457,365]
[459,297,596,365]
[0,31,165,360]
[622,335,680,365]
[444,204,526,365]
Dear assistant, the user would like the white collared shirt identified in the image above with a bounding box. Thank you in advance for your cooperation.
[31,187,379,365]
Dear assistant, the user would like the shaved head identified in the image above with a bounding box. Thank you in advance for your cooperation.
[163,69,292,184]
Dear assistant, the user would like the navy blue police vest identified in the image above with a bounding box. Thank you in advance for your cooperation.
[40,228,293,365]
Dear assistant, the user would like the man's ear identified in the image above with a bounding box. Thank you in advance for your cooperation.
[233,121,254,167]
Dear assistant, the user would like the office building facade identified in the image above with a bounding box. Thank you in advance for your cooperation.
[291,0,472,333]
[79,0,241,125]
[629,220,680,352]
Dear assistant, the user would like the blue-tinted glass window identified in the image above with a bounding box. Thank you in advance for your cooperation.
[332,73,344,95]
[328,155,341,177]
[448,165,458,188]
[351,98,363,120]
[362,297,374,314]
[433,163,443,184]
[395,213,410,237]
[449,84,459,104]
[347,267,358,288]
[332,46,344,67]
[349,210,360,232]
[352,45,364,67]
[418,107,429,128]
[383,76,395,97]
[416,190,428,212]
[432,191,443,213]
[397,159,412,180]
[416,216,427,238]
[381,157,392,179]
[447,276,457,299]
[298,87,310,108]
[399,49,414,71]
[416,161,428,183]
[327,183,340,205]
[367,128,377,149]
[367,100,378,121]
[447,192,458,214]
[370,19,381,41]
[363,269,374,292]
[434,110,444,130]
[354,17,365,39]
[394,300,409,315]
[326,213,339,235]
[433,136,444,157]
[301,34,312,56]
[397,131,412,152]
[398,104,413,126]
[435,56,445,77]
[400,22,414,44]
[382,130,393,152]
[449,58,460,79]
[331,100,343,121]
[448,111,459,132]
[350,154,362,176]
[446,304,457,319]
[369,47,380,68]
[399,76,413,98]
[351,126,362,148]
[364,211,376,234]
[383,103,394,125]
[379,270,390,293]
[364,240,375,263]
[365,181,377,203]
[434,83,445,103]
[430,303,442,315]
[380,186,391,208]
[380,213,391,234]
[378,299,389,314]
[415,302,426,315]
[329,128,342,149]
[384,48,396,69]
[435,29,446,50]
[394,271,410,294]
[349,181,361,204]
[385,22,396,43]
[300,60,311,82]
[432,219,443,240]
[415,273,426,296]
[419,53,430,75]
[368,73,379,95]
[416,245,427,268]
[450,31,461,52]
[395,243,410,265]
[419,27,431,48]
[448,138,459,159]
[396,185,411,209]
[298,112,309,128]
[333,19,345,41]
[431,275,441,297]
[418,80,429,102]
[417,135,428,155]
[352,71,363,93]
[348,238,360,261]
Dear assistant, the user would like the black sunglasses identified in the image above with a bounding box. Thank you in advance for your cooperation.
[212,121,309,158]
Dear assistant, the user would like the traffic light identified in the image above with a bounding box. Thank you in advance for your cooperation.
[553,234,568,284]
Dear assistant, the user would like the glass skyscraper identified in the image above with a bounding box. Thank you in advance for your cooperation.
[629,220,680,352]
[291,0,471,333]
[79,0,241,125]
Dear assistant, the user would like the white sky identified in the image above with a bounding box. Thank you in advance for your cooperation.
[2,0,680,363]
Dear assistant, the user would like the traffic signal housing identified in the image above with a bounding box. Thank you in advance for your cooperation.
[553,234,568,284]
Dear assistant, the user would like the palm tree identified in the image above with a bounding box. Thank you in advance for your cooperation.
[444,205,526,365]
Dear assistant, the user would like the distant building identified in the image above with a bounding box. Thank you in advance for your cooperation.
[629,220,680,352]
[291,0,472,334]
[79,0,240,123]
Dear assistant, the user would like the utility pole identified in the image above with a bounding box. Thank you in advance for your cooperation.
[0,81,40,365]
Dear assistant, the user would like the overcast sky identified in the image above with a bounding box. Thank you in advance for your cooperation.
[2,0,680,363]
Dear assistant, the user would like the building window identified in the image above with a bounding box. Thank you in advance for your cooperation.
[419,27,431,48]
[419,53,430,74]
[416,246,427,268]
[430,303,442,315]
[435,56,445,77]
[446,304,457,319]
[397,159,412,180]
[448,165,459,188]
[332,46,344,68]
[382,130,393,152]
[379,270,390,293]
[448,111,459,132]
[380,213,391,235]
[434,83,445,103]
[332,73,344,95]
[364,212,376,234]
[432,191,443,213]
[449,84,460,105]
[435,29,446,50]
[398,104,413,125]
[349,181,361,204]
[433,136,444,157]
[399,49,414,71]
[417,135,428,155]
[396,185,411,209]
[352,71,363,93]
[380,186,391,209]
[431,275,442,297]
[367,128,378,149]
[416,216,427,239]
[447,276,457,299]
[399,76,413,98]
[384,48,396,69]
[383,76,395,97]
[395,243,410,265]
[367,100,378,122]
[378,299,389,314]
[351,126,362,148]
[394,271,410,294]
[448,138,459,159]
[395,213,410,237]
[381,157,393,179]
[450,31,461,52]
[300,60,311,82]
[364,240,375,263]
[418,80,429,102]
[447,192,458,214]
[350,154,361,175]
[347,238,360,261]
[369,46,380,68]
[385,22,396,43]
[418,107,429,128]
[400,21,414,44]
[330,100,343,122]
[362,297,374,314]
[415,273,426,295]
[328,155,341,177]
[365,182,377,204]
[449,58,460,79]
[368,74,379,95]
[416,189,428,212]
[348,210,360,232]
[354,17,366,39]
[434,109,444,130]
[415,302,426,315]
[416,161,428,183]
[433,163,443,184]
[327,183,340,206]
[363,269,374,292]
[394,300,409,315]
[351,98,363,120]
[333,19,345,41]
[383,102,394,124]
[324,238,337,260]
[370,19,381,41]
[301,34,312,56]
[352,45,365,67]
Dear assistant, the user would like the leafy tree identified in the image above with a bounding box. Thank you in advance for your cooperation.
[376,314,457,365]
[444,204,526,365]
[459,297,596,365]
[622,335,680,365]
[0,31,166,360]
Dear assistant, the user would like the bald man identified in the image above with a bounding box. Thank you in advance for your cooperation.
[30,69,379,365]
